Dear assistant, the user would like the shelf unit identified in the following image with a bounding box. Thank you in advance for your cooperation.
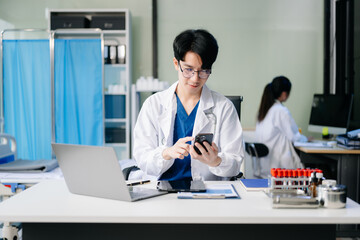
[49,9,132,159]
[131,84,168,157]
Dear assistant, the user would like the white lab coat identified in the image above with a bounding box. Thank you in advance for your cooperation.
[133,82,244,180]
[255,101,307,178]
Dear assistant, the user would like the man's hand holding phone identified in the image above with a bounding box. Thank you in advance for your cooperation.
[162,136,194,160]
[190,133,222,167]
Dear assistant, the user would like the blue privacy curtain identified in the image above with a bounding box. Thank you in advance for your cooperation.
[3,40,51,160]
[54,39,103,145]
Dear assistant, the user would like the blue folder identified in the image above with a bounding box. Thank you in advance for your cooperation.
[240,179,269,191]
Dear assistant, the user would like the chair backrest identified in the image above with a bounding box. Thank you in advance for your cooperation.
[225,96,243,120]
[244,142,269,158]
[244,142,269,178]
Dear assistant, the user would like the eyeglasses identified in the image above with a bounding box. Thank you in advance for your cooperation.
[178,61,211,79]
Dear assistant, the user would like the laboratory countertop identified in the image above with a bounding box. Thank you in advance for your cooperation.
[297,146,360,154]
[0,180,359,224]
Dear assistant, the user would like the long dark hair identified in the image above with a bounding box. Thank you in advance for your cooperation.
[257,76,292,122]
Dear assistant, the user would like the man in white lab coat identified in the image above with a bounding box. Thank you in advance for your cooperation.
[133,29,244,181]
[255,76,308,178]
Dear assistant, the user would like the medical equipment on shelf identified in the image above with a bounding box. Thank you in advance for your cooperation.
[107,84,126,94]
[0,134,17,164]
[135,76,169,91]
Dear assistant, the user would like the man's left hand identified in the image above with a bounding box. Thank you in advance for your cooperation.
[190,141,221,167]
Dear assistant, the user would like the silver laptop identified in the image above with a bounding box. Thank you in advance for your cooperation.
[52,143,166,202]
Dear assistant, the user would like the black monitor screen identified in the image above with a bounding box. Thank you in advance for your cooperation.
[309,94,353,131]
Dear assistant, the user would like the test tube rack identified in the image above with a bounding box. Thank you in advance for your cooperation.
[270,168,323,190]
[270,176,311,190]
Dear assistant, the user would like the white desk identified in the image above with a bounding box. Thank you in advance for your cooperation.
[0,180,359,240]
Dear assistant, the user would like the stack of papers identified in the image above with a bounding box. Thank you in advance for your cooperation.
[294,141,333,148]
[177,184,240,199]
[336,134,360,150]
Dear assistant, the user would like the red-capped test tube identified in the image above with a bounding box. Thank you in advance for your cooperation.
[277,169,284,187]
[283,169,289,188]
[287,169,293,187]
[292,169,298,187]
[270,168,276,188]
[298,169,305,189]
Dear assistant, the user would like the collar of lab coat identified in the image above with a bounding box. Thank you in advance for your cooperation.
[275,99,282,105]
[160,81,214,112]
[158,81,215,144]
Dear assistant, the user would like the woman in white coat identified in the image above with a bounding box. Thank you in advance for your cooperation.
[133,29,244,181]
[255,76,308,178]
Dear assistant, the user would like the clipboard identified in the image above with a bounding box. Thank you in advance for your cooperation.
[177,184,240,199]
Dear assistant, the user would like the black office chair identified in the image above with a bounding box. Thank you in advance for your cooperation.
[244,142,269,178]
[225,96,243,120]
[122,166,140,180]
[225,96,244,180]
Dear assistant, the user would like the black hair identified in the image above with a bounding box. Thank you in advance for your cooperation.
[173,29,218,69]
[257,76,292,122]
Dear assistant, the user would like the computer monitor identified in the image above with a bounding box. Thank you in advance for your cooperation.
[308,94,353,135]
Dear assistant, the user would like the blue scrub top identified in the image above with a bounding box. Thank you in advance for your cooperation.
[159,94,199,181]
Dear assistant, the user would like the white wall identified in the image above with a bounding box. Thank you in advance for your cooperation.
[0,19,13,31]
[158,0,324,134]
[0,0,153,82]
[0,0,324,134]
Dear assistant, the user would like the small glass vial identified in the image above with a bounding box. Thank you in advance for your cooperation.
[309,171,319,198]
[316,172,324,186]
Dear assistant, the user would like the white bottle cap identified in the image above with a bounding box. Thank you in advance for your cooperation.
[322,179,336,186]
[316,172,323,178]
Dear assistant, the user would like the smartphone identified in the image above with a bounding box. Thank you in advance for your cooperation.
[157,179,206,192]
[193,133,213,155]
